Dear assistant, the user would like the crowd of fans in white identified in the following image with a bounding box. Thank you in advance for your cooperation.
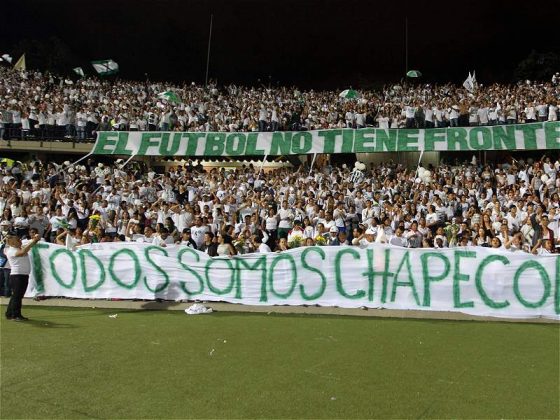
[1,66,560,296]
[1,154,559,258]
[0,67,559,141]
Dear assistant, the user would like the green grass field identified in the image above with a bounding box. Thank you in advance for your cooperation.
[1,306,558,419]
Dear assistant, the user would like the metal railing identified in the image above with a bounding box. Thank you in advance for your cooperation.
[0,126,97,143]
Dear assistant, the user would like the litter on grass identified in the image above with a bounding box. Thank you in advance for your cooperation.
[108,314,118,318]
[185,303,213,315]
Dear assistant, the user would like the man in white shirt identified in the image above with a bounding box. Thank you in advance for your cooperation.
[434,107,445,128]
[333,202,346,230]
[48,207,67,242]
[358,228,376,248]
[76,109,87,141]
[190,217,208,249]
[477,105,489,126]
[524,103,536,123]
[389,227,407,247]
[152,228,175,248]
[361,200,375,227]
[277,201,294,238]
[536,103,548,122]
[345,110,355,128]
[355,112,366,129]
[403,105,415,128]
[424,105,434,128]
[5,232,41,321]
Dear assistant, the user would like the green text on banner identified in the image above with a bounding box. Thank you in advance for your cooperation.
[28,242,560,320]
[92,122,560,156]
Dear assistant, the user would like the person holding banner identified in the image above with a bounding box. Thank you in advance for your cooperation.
[4,231,40,321]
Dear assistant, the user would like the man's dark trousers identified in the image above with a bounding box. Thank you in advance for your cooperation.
[5,274,29,319]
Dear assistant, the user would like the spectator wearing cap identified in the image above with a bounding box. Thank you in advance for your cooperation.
[357,227,376,248]
[177,228,197,249]
[0,219,11,240]
[327,226,340,246]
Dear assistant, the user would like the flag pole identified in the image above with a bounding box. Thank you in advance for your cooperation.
[405,17,408,75]
[414,149,424,179]
[58,152,93,175]
[256,153,268,181]
[120,152,138,169]
[205,14,214,87]
[309,153,317,176]
[409,148,425,200]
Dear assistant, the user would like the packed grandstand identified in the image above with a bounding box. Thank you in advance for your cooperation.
[1,147,559,256]
[0,67,558,142]
[1,65,560,280]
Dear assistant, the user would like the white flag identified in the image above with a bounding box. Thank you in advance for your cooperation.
[13,54,26,71]
[463,72,474,93]
[1,54,12,63]
[73,67,84,77]
[91,59,119,75]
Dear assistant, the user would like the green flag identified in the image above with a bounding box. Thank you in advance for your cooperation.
[338,89,361,99]
[406,70,422,78]
[91,59,119,76]
[157,91,182,103]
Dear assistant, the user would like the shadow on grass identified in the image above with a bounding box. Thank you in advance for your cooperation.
[15,318,78,329]
[140,300,184,310]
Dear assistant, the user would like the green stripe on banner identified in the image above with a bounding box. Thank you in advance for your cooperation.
[92,122,560,156]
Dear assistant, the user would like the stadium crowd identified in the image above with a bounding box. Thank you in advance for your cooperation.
[1,66,560,296]
[0,67,559,141]
[1,152,559,265]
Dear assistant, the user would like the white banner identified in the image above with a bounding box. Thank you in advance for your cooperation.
[92,122,560,156]
[28,243,559,320]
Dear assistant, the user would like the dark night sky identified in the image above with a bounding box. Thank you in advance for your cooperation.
[1,0,559,89]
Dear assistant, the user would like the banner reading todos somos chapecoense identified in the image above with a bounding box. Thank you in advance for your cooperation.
[28,242,560,319]
[92,122,560,156]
